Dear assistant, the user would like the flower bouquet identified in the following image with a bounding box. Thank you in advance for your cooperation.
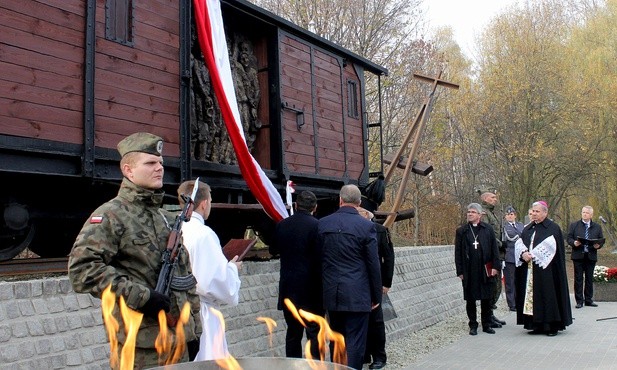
[593,265,617,283]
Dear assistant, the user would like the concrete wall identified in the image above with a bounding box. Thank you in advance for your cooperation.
[0,245,464,369]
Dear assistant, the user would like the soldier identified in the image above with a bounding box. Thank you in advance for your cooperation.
[68,132,201,368]
[479,190,506,327]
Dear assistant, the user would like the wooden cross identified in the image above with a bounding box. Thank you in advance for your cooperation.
[383,71,459,228]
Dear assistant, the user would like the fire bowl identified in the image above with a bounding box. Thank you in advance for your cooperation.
[149,357,353,369]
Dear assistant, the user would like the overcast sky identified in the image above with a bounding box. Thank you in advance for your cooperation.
[423,0,520,56]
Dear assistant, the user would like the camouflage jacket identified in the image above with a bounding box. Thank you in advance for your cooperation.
[68,178,201,348]
[481,201,502,249]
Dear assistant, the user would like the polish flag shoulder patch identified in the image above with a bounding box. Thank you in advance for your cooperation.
[90,216,104,224]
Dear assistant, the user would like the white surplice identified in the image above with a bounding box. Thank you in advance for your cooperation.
[182,213,241,361]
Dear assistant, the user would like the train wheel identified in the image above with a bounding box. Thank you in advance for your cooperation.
[0,224,36,261]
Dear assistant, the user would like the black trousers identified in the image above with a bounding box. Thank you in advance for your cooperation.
[573,255,596,304]
[503,262,516,309]
[328,311,369,370]
[466,299,492,328]
[364,303,386,363]
[283,308,322,359]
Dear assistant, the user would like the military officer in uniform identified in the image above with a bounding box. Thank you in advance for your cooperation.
[69,132,201,368]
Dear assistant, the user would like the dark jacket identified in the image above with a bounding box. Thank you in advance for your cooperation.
[318,206,382,312]
[376,223,395,288]
[272,210,322,312]
[454,221,501,300]
[566,219,604,261]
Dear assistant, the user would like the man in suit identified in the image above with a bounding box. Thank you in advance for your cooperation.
[271,191,324,358]
[319,185,382,370]
[567,205,604,308]
[503,206,524,311]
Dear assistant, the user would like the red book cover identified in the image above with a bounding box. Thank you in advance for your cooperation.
[222,238,258,261]
[484,261,493,277]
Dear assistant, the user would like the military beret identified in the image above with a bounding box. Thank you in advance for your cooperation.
[117,132,163,157]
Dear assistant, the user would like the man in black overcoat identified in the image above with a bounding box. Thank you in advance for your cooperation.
[455,203,501,335]
[319,185,382,370]
[271,191,324,358]
[567,205,604,308]
[515,201,572,336]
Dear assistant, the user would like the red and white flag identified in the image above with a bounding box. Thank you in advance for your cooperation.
[193,0,288,221]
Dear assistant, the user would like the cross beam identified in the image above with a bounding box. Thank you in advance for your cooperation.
[383,71,458,228]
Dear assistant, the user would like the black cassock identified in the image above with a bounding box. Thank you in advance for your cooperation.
[515,218,573,331]
[455,222,500,301]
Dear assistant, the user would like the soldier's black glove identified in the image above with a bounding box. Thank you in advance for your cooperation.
[140,289,171,318]
[187,339,200,361]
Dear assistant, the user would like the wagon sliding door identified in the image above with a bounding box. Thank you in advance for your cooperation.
[278,32,366,183]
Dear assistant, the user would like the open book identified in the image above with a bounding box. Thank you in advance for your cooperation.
[576,236,605,245]
[222,238,258,261]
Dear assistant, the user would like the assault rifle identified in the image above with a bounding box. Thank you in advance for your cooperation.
[155,178,199,296]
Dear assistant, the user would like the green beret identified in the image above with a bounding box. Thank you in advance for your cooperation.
[117,132,163,157]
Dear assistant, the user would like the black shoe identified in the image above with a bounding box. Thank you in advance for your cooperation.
[491,304,497,310]
[509,307,517,312]
[369,361,386,369]
[469,327,477,335]
[527,329,544,335]
[546,330,558,337]
[575,302,583,308]
[585,301,598,307]
[489,322,502,328]
[492,316,506,325]
[482,327,496,334]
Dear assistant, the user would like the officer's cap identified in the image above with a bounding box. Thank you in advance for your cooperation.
[117,132,163,157]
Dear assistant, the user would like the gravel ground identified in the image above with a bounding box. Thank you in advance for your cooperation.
[378,301,511,369]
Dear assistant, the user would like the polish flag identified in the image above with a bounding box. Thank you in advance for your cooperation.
[192,0,288,221]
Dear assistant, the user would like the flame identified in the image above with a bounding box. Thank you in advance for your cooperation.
[102,284,191,368]
[101,285,120,368]
[118,295,143,369]
[210,307,242,370]
[284,299,347,367]
[256,316,278,347]
[284,298,307,327]
[155,310,172,362]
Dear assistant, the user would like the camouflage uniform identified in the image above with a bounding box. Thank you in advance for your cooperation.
[481,201,503,309]
[68,133,201,368]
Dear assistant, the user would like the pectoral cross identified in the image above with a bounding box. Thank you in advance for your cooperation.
[473,240,479,249]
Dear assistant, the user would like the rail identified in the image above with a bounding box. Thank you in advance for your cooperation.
[0,257,68,276]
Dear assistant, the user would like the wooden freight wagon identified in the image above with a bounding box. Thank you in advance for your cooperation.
[0,0,387,261]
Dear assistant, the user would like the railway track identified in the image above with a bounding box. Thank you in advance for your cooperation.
[0,257,68,276]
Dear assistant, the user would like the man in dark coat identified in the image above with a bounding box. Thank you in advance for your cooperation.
[567,205,604,308]
[319,185,382,370]
[515,201,572,336]
[357,208,395,370]
[455,203,501,335]
[271,191,324,358]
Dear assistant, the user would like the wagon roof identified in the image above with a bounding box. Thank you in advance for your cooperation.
[223,0,389,76]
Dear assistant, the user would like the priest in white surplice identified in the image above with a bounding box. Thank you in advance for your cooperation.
[178,180,242,360]
[514,200,572,336]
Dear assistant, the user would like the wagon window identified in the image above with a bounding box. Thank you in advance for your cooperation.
[105,0,134,46]
[347,80,359,119]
